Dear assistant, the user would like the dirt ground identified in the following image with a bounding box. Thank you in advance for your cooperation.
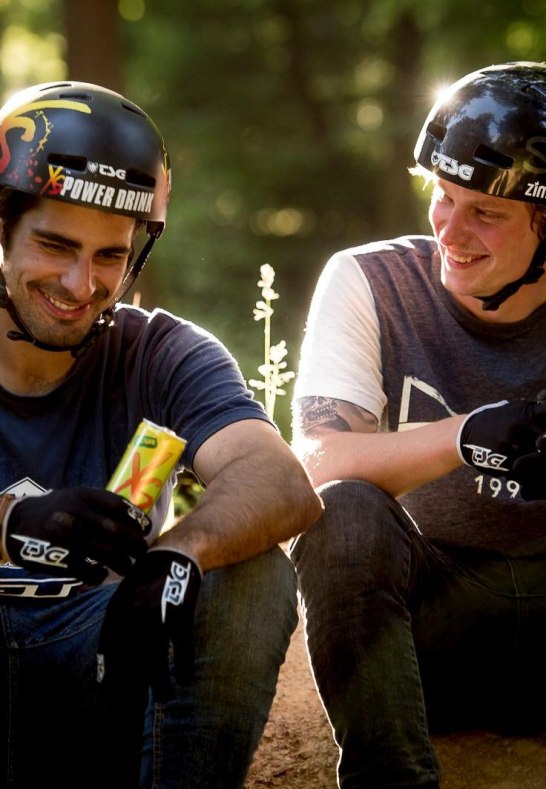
[245,613,546,789]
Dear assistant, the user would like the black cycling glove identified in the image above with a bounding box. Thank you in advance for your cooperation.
[97,548,202,702]
[0,487,150,584]
[511,431,546,500]
[457,400,546,478]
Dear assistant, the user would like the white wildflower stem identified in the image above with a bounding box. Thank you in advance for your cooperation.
[263,299,275,419]
[250,264,293,421]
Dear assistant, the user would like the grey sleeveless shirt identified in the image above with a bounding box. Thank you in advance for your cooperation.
[349,235,546,556]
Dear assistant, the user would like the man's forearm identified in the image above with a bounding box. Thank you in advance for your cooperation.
[157,449,323,571]
[295,414,466,497]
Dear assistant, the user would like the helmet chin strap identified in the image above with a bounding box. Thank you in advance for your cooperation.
[477,237,546,311]
[117,233,157,300]
[0,233,158,358]
[0,270,115,358]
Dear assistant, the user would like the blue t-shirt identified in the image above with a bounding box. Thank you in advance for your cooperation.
[0,302,271,597]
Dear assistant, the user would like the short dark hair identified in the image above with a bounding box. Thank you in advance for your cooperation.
[0,188,39,250]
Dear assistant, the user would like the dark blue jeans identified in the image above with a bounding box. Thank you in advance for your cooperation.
[0,546,297,788]
[290,480,546,789]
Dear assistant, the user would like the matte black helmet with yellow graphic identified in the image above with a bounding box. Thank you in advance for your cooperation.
[0,80,170,233]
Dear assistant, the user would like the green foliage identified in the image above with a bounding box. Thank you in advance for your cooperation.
[0,0,65,90]
[119,0,546,444]
[172,472,204,518]
[2,0,546,442]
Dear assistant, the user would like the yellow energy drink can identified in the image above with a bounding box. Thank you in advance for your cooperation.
[106,419,186,513]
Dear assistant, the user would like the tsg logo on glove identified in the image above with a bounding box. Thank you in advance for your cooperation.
[10,535,70,568]
[161,560,194,622]
[460,444,509,472]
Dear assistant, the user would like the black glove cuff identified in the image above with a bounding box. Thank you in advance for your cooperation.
[146,549,202,624]
[457,402,511,473]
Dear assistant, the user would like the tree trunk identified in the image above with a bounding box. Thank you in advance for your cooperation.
[63,0,123,92]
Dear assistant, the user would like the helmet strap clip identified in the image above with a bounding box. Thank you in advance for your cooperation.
[478,237,546,311]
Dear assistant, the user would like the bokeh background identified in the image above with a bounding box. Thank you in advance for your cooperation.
[1,0,544,435]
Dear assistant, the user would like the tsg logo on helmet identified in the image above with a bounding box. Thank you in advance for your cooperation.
[87,162,127,180]
[430,151,474,181]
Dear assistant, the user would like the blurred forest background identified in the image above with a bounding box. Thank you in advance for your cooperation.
[1,0,545,435]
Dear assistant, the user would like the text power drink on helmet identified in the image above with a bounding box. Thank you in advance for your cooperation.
[106,419,186,513]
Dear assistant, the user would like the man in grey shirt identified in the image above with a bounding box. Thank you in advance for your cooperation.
[291,61,546,788]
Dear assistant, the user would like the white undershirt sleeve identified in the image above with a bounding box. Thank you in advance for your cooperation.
[294,249,386,422]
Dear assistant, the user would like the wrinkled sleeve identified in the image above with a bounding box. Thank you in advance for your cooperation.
[294,250,386,421]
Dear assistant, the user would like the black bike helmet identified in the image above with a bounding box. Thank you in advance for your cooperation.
[414,62,546,309]
[0,80,171,351]
[0,80,170,228]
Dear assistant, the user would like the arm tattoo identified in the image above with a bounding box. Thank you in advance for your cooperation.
[296,396,377,436]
